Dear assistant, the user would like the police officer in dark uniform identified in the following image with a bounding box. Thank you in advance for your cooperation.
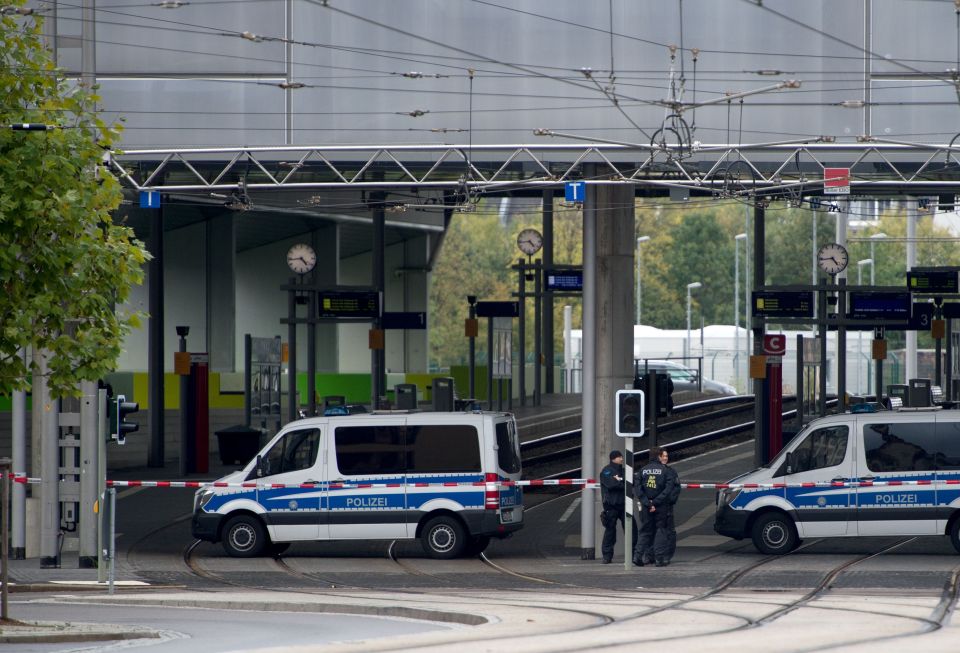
[633,446,679,567]
[599,450,637,564]
[659,448,681,564]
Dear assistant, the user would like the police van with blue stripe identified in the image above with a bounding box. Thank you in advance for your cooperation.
[715,407,960,554]
[192,410,523,558]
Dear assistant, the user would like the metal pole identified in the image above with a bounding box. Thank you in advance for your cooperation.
[636,236,650,324]
[178,331,189,477]
[243,334,252,427]
[307,285,317,416]
[468,299,477,399]
[108,487,116,595]
[624,435,634,570]
[487,318,494,410]
[580,177,597,560]
[373,198,386,409]
[753,203,765,468]
[796,334,804,430]
[518,258,526,407]
[534,259,542,405]
[11,349,26,559]
[543,190,555,394]
[2,457,10,620]
[287,278,297,423]
[97,389,107,583]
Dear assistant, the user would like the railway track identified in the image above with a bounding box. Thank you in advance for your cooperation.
[521,395,836,481]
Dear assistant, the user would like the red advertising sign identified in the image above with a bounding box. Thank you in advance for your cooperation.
[823,167,850,194]
[763,334,787,356]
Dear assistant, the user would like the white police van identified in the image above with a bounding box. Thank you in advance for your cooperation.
[192,410,523,558]
[715,407,960,554]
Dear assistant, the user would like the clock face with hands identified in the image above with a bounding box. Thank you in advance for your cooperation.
[516,228,543,256]
[817,242,849,275]
[286,242,317,275]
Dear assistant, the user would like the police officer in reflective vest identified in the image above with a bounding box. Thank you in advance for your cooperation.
[633,446,680,567]
[599,450,637,564]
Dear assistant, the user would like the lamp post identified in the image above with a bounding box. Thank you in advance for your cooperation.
[636,236,650,325]
[735,234,747,389]
[869,232,887,286]
[686,281,702,363]
[857,258,874,393]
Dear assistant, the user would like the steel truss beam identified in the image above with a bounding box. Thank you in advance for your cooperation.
[108,140,960,195]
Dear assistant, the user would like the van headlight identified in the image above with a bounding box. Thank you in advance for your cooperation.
[194,488,215,512]
[718,488,742,507]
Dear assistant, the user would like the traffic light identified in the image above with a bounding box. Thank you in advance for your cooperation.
[109,394,140,445]
[615,389,645,437]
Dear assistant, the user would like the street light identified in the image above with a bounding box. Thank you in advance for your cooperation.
[857,258,874,393]
[735,234,747,389]
[869,232,887,285]
[636,236,650,325]
[686,281,702,363]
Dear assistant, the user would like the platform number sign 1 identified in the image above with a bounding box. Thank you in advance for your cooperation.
[615,389,645,437]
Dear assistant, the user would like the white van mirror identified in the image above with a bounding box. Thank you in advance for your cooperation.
[785,451,794,475]
[255,454,263,478]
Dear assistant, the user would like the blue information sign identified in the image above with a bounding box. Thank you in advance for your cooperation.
[565,181,585,203]
[544,268,583,291]
[139,191,161,209]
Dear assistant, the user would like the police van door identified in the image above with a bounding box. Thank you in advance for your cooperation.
[329,418,408,539]
[780,423,854,537]
[857,418,938,535]
[255,426,326,542]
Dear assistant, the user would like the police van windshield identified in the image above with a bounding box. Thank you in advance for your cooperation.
[496,420,521,474]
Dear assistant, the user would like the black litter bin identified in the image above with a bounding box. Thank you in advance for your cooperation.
[216,425,264,465]
[395,384,418,409]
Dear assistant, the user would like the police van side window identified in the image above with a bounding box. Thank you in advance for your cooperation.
[790,426,848,474]
[261,429,320,478]
[864,422,936,472]
[335,425,404,476]
[938,422,960,470]
[407,425,481,473]
[495,422,521,474]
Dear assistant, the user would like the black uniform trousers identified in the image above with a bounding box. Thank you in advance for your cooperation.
[601,505,638,561]
[635,506,675,563]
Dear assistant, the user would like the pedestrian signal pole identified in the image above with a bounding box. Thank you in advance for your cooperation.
[616,388,644,569]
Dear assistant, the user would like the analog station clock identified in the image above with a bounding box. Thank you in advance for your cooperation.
[516,228,543,256]
[817,242,849,275]
[286,242,317,275]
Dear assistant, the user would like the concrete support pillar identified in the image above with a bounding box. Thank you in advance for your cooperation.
[316,225,340,372]
[401,235,429,373]
[37,351,59,567]
[147,204,165,467]
[12,349,26,559]
[581,179,635,559]
[206,212,237,372]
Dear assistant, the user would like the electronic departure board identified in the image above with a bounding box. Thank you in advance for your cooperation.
[752,291,815,318]
[317,290,379,319]
[544,268,583,291]
[848,292,912,320]
[907,269,959,294]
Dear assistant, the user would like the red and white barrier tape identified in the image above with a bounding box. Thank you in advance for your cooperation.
[3,473,960,490]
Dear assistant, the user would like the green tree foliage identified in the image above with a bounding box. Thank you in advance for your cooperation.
[428,194,960,369]
[0,5,149,397]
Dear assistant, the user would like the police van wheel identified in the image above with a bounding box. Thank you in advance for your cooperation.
[421,516,466,559]
[222,515,267,558]
[751,512,797,555]
[950,517,960,554]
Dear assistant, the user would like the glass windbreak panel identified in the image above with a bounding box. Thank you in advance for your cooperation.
[496,421,522,474]
[936,421,960,470]
[261,429,320,478]
[864,422,937,472]
[790,425,848,474]
[334,425,405,476]
[407,425,481,473]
